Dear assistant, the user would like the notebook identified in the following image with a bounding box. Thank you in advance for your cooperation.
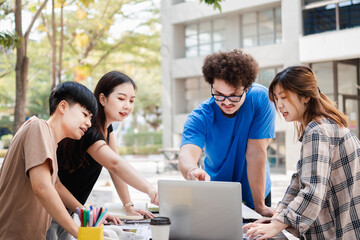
[104,202,146,220]
[158,180,244,240]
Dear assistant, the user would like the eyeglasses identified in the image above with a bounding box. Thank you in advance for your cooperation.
[211,86,246,102]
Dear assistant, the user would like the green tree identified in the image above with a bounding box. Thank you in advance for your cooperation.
[13,0,49,132]
[1,0,162,135]
[0,32,20,49]
[133,68,162,131]
[39,0,162,132]
[0,1,16,49]
[38,0,160,84]
[200,0,223,11]
[26,39,54,119]
[0,2,18,78]
[101,26,161,131]
[0,0,224,140]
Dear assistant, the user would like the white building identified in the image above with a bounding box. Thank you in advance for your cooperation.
[160,0,360,173]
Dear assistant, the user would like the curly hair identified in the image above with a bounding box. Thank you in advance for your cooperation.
[202,49,259,89]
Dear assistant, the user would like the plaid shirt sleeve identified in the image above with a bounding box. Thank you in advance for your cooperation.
[276,171,300,213]
[275,128,332,235]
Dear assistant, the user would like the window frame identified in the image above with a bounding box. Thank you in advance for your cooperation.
[185,18,226,58]
[302,0,360,35]
[241,6,282,48]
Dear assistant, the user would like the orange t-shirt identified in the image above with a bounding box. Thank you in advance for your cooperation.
[0,116,57,240]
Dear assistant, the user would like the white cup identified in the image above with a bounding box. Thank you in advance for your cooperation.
[150,217,171,240]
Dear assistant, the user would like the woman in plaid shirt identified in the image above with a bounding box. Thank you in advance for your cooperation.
[244,65,360,239]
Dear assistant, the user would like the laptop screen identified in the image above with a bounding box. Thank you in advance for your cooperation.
[158,180,243,240]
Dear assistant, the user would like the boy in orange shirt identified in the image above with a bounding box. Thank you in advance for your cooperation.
[0,81,97,240]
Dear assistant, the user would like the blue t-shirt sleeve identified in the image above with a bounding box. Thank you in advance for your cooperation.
[248,88,276,139]
[180,111,206,149]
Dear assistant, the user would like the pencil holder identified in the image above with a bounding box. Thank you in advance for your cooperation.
[78,225,104,240]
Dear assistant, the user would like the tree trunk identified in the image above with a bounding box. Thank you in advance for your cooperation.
[50,0,57,90]
[13,0,49,133]
[13,0,27,133]
[58,4,64,83]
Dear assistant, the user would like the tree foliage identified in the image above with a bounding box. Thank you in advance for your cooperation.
[38,0,160,82]
[0,0,13,18]
[0,0,162,133]
[0,1,18,49]
[0,0,221,134]
[200,0,223,11]
[0,32,20,49]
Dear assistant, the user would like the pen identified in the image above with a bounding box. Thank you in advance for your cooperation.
[76,207,80,217]
[93,209,97,226]
[83,209,87,227]
[98,207,103,222]
[87,210,90,227]
[89,212,93,227]
[95,208,108,227]
[80,208,83,227]
[96,207,100,221]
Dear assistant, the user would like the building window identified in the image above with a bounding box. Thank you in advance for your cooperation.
[185,77,210,112]
[303,0,360,36]
[311,62,335,101]
[241,7,282,48]
[256,67,282,88]
[185,18,225,58]
[268,132,285,169]
[311,58,360,137]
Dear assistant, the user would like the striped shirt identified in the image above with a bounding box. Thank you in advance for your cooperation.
[275,119,360,240]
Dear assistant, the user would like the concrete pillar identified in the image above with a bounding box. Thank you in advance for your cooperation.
[281,0,303,173]
[161,0,174,148]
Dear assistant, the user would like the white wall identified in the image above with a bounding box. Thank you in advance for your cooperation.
[169,0,281,24]
[300,28,360,63]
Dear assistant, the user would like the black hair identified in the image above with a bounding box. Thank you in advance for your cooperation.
[61,72,137,172]
[202,49,258,89]
[49,81,97,116]
[94,71,137,133]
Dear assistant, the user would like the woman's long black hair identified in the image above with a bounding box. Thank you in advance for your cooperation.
[61,71,137,172]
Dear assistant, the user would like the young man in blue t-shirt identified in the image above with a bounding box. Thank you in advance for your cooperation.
[178,49,276,217]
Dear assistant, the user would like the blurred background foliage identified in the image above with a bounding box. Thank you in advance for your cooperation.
[0,0,222,154]
[0,0,162,153]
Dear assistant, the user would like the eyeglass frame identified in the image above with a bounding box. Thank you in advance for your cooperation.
[211,86,247,102]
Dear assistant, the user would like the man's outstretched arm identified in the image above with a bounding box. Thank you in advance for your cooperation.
[178,144,210,181]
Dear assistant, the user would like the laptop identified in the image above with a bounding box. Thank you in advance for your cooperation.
[158,180,243,240]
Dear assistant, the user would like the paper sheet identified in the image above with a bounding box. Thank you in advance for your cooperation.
[119,224,152,240]
[242,203,263,220]
[104,202,148,220]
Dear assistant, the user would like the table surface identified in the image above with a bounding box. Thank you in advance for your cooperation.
[113,222,290,240]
